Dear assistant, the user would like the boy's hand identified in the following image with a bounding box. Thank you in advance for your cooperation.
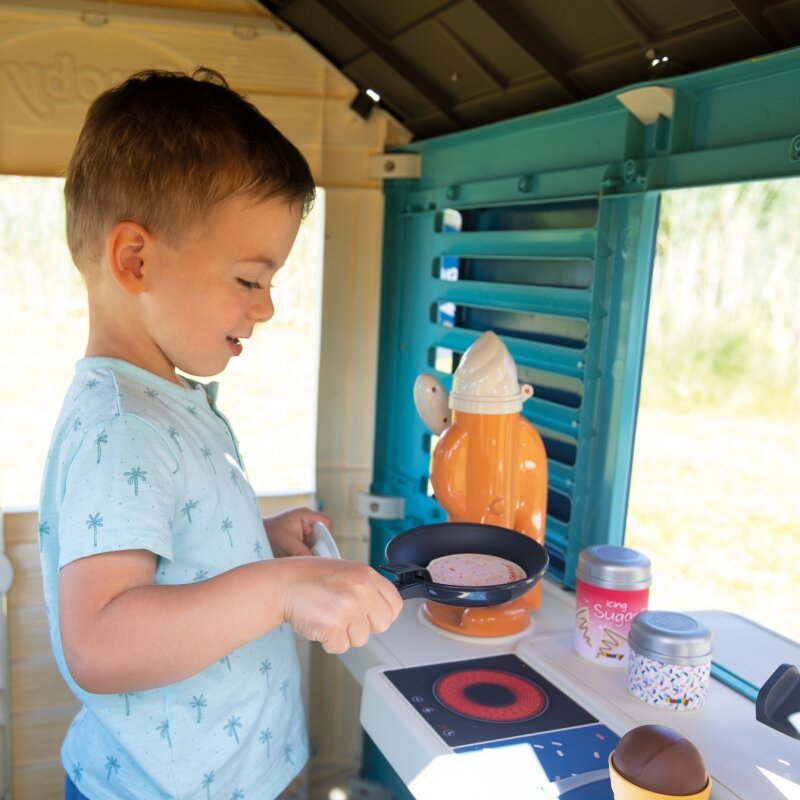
[263,507,332,558]
[281,558,403,654]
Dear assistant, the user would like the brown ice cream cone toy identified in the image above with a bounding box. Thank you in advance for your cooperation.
[609,725,712,800]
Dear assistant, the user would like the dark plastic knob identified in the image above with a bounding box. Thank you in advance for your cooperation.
[756,663,800,739]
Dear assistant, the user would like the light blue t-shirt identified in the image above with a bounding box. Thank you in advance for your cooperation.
[39,358,308,800]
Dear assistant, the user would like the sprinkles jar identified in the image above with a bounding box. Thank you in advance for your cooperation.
[628,611,713,711]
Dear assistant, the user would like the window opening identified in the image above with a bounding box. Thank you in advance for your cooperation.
[625,179,800,644]
[436,256,592,288]
[0,176,325,507]
[436,200,598,233]
[438,304,587,349]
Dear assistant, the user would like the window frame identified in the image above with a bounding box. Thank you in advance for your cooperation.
[368,47,800,586]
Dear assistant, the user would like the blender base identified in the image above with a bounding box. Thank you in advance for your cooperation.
[417,604,535,645]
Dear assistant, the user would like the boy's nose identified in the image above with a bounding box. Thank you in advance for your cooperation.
[250,295,274,323]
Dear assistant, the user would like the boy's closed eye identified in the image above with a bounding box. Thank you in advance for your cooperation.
[237,278,263,290]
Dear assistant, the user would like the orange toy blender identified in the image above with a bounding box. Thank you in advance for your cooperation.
[414,330,548,637]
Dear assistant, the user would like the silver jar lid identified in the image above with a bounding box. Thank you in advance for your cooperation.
[575,544,652,590]
[628,611,713,666]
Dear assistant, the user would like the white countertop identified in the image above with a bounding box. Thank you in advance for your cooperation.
[341,578,800,800]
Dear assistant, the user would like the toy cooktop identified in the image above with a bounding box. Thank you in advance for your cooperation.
[383,652,617,798]
[341,582,800,800]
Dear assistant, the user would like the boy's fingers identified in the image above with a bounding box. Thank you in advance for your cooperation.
[321,631,350,655]
[346,619,371,649]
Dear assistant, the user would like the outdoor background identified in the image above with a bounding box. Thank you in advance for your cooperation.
[626,179,800,643]
[0,176,324,510]
[0,175,797,643]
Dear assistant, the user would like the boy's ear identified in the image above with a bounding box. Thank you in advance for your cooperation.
[105,221,151,295]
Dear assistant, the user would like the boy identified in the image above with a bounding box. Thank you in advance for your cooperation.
[38,69,402,800]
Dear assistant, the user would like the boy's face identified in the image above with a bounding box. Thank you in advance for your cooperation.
[137,193,303,381]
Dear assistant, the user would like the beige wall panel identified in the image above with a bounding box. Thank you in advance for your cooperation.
[141,28,326,94]
[324,66,357,99]
[120,0,267,14]
[14,760,65,800]
[13,707,74,766]
[0,7,408,182]
[247,92,324,148]
[316,188,383,471]
[323,99,389,149]
[7,538,45,613]
[7,540,41,576]
[319,145,384,189]
[0,21,192,175]
[6,568,44,611]
[309,188,384,780]
[9,606,51,663]
[10,660,76,715]
[3,510,36,546]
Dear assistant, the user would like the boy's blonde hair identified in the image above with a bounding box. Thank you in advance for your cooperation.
[65,68,316,272]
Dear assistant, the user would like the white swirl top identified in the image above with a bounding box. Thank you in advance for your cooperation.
[449,330,532,414]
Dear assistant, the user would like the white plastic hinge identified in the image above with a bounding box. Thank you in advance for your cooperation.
[616,86,675,125]
[368,153,422,180]
[355,492,405,520]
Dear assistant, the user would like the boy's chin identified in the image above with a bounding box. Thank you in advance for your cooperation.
[177,361,229,380]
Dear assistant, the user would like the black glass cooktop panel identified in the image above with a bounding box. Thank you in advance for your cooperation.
[384,653,597,747]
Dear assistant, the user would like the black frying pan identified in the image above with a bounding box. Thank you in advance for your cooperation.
[381,522,549,607]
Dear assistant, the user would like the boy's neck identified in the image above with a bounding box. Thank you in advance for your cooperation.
[85,289,181,386]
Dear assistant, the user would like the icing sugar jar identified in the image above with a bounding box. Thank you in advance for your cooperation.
[574,544,652,668]
[628,611,713,710]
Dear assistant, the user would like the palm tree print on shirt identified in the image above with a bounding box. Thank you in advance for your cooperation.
[72,377,98,404]
[280,678,290,700]
[119,693,135,716]
[168,426,182,452]
[254,540,264,559]
[193,569,209,582]
[220,655,231,671]
[157,720,172,748]
[124,466,147,496]
[283,744,294,766]
[230,789,245,800]
[86,513,103,546]
[105,755,120,781]
[144,388,171,409]
[190,694,207,722]
[259,728,272,756]
[201,772,215,799]
[201,445,217,473]
[230,468,244,495]
[224,715,242,744]
[182,499,199,524]
[38,520,50,552]
[259,659,272,687]
[95,430,108,463]
[221,517,234,547]
[187,404,200,418]
[72,763,84,784]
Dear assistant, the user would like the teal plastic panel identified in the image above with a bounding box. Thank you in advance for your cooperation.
[369,47,800,585]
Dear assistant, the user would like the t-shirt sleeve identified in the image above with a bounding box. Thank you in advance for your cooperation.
[58,414,180,568]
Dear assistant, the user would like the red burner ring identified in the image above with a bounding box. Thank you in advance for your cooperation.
[433,668,548,723]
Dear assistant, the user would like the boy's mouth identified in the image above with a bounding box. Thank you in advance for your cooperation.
[226,336,243,356]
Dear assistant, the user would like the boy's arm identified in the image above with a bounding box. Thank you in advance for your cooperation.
[59,548,401,694]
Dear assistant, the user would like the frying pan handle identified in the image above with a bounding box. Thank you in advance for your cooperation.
[380,562,433,599]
